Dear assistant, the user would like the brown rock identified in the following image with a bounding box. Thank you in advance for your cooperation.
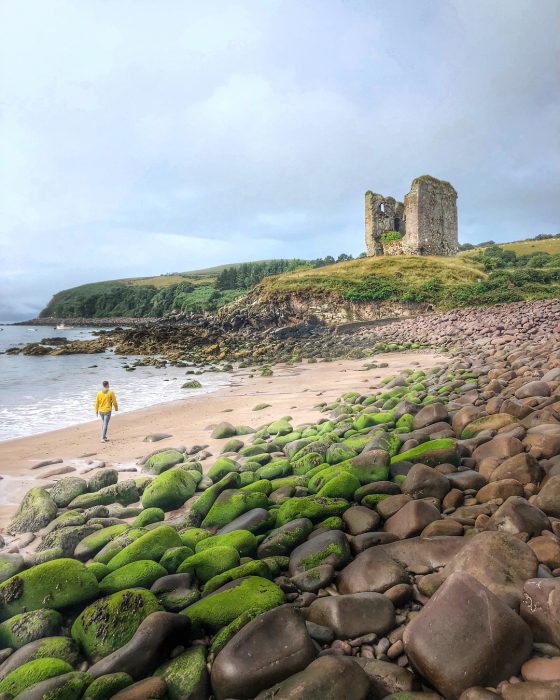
[528,535,560,569]
[501,680,560,700]
[111,677,167,700]
[211,605,316,700]
[377,495,412,520]
[401,463,451,501]
[379,536,466,573]
[476,479,525,503]
[500,399,533,419]
[516,381,551,399]
[349,532,399,555]
[355,658,420,696]
[384,500,441,539]
[524,425,560,459]
[452,406,482,437]
[458,689,501,700]
[306,592,394,639]
[489,453,543,485]
[485,496,550,537]
[534,476,560,517]
[472,435,524,464]
[522,657,560,681]
[520,578,560,646]
[413,403,449,429]
[342,506,380,535]
[338,546,409,594]
[403,572,533,699]
[421,519,464,537]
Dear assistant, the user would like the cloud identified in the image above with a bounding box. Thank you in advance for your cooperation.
[0,0,558,319]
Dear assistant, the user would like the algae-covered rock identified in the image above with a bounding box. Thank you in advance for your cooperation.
[187,473,241,525]
[275,496,349,527]
[391,438,460,467]
[201,490,270,531]
[141,468,198,511]
[0,637,79,680]
[159,546,194,574]
[208,457,239,482]
[257,518,314,558]
[93,529,145,566]
[133,508,165,528]
[0,658,74,696]
[15,671,90,700]
[461,413,518,439]
[0,558,99,620]
[82,672,133,700]
[179,528,212,550]
[8,488,57,534]
[87,469,119,492]
[182,576,285,632]
[39,524,102,558]
[74,524,130,562]
[99,561,168,594]
[203,560,272,595]
[69,480,139,509]
[86,562,111,581]
[178,546,240,582]
[195,529,257,557]
[143,449,185,475]
[211,422,237,439]
[0,553,24,584]
[0,609,62,649]
[154,645,208,700]
[71,589,161,661]
[50,477,88,508]
[107,526,182,572]
[317,472,361,499]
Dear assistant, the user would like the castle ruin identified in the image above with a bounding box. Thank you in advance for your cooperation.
[365,175,458,256]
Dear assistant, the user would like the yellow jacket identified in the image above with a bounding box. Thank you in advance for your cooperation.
[95,389,118,414]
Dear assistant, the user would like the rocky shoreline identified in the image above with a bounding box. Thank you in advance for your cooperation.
[2,298,560,698]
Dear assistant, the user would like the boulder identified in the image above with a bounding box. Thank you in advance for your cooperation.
[288,529,350,576]
[155,645,208,700]
[485,496,551,537]
[401,463,450,500]
[7,488,57,534]
[306,592,394,639]
[338,546,409,594]
[520,578,560,647]
[384,500,441,539]
[534,475,560,517]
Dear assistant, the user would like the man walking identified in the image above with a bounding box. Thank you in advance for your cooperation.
[95,380,118,442]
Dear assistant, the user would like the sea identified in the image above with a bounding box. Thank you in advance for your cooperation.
[0,324,231,441]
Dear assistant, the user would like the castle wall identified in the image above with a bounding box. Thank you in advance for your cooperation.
[365,192,405,256]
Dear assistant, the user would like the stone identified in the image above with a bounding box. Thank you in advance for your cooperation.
[501,680,560,700]
[446,470,487,491]
[520,578,560,646]
[306,592,394,639]
[485,496,550,537]
[528,536,560,569]
[413,403,449,429]
[489,453,542,485]
[257,519,314,558]
[384,500,441,539]
[476,479,525,503]
[534,476,560,517]
[7,488,57,534]
[291,564,334,593]
[255,654,371,699]
[516,381,551,399]
[401,463,450,500]
[111,677,167,700]
[342,506,380,535]
[338,546,409,594]
[288,530,350,576]
[211,605,316,700]
[154,645,208,700]
[441,530,538,608]
[355,658,420,696]
[403,572,533,699]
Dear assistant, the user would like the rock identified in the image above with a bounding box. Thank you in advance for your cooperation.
[141,468,198,511]
[384,500,441,539]
[82,672,134,699]
[413,402,449,429]
[217,508,273,535]
[441,530,538,608]
[401,463,451,500]
[0,658,75,697]
[88,611,191,680]
[144,433,172,442]
[288,529,350,575]
[516,381,551,399]
[342,505,380,535]
[421,519,464,537]
[403,572,533,699]
[485,496,551,537]
[111,677,168,699]
[255,655,371,699]
[446,469,487,491]
[0,609,62,650]
[501,680,560,700]
[99,560,168,595]
[87,469,118,492]
[520,578,560,646]
[355,657,420,696]
[14,672,90,700]
[534,475,560,517]
[38,523,102,557]
[201,489,270,531]
[306,592,394,639]
[461,413,519,438]
[476,479,525,503]
[391,438,460,467]
[291,563,335,592]
[489,453,543,484]
[338,546,409,594]
[49,477,87,507]
[7,488,57,534]
[155,645,208,700]
[275,496,349,528]
[529,536,560,570]
[211,422,237,439]
[522,657,560,682]
[0,554,24,584]
[211,605,316,699]
[379,536,466,572]
[257,518,314,558]
[106,526,183,572]
[349,531,400,555]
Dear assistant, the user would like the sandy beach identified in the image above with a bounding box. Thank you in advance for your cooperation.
[0,350,441,531]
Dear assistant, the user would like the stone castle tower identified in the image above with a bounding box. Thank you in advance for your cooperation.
[365,175,458,256]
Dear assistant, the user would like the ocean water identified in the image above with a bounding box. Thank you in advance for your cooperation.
[0,324,231,441]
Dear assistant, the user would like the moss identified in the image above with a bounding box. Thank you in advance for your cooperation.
[222,438,244,453]
[85,562,111,581]
[0,559,99,621]
[211,422,237,439]
[69,480,139,510]
[461,413,518,438]
[252,403,271,411]
[177,546,240,582]
[99,560,167,594]
[299,542,346,571]
[238,471,256,487]
[93,529,145,566]
[362,494,390,507]
[0,609,62,649]
[159,546,194,574]
[188,473,241,523]
[255,460,290,480]
[291,452,324,475]
[141,468,198,511]
[353,412,394,431]
[317,472,361,499]
[273,431,302,447]
[133,508,165,528]
[241,479,272,495]
[391,438,460,466]
[195,530,257,557]
[8,488,58,534]
[260,556,289,577]
[313,516,344,530]
[202,560,271,595]
[36,671,91,699]
[257,520,313,557]
[71,589,161,661]
[396,413,414,432]
[269,476,308,490]
[201,490,269,532]
[342,434,373,451]
[74,525,130,561]
[179,528,212,550]
[207,457,239,483]
[326,444,357,465]
[181,576,285,632]
[275,496,349,527]
[0,658,74,696]
[82,672,133,699]
[155,646,207,700]
[238,444,267,458]
[143,449,185,475]
[267,419,292,436]
[4,636,79,669]
[106,526,182,572]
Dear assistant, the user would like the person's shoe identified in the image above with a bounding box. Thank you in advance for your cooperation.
[104,437,109,442]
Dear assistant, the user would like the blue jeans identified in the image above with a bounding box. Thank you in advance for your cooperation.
[99,411,111,439]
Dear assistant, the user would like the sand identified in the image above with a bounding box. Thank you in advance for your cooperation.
[0,351,441,532]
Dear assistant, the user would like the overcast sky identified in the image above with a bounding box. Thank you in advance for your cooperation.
[1,0,559,320]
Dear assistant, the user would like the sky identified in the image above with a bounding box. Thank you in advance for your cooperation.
[1,0,559,321]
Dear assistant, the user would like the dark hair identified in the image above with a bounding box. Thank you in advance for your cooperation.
[102,380,109,387]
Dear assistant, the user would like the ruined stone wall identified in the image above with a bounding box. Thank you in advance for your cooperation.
[365,192,405,256]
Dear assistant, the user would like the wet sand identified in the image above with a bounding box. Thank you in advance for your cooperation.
[0,351,441,531]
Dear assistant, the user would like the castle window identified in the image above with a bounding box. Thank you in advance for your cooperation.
[394,217,400,231]
[379,203,385,213]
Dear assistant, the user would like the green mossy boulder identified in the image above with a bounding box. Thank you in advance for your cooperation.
[73,524,129,562]
[50,477,88,508]
[71,589,161,661]
[396,413,414,432]
[461,413,518,438]
[0,559,99,621]
[0,637,79,675]
[177,546,240,582]
[8,488,57,534]
[222,438,244,453]
[291,453,326,476]
[211,422,237,439]
[133,508,165,528]
[181,576,285,632]
[201,490,269,532]
[143,450,185,475]
[98,561,167,594]
[16,671,91,699]
[179,528,211,550]
[353,412,394,431]
[267,419,292,436]
[107,526,182,572]
[159,546,194,574]
[341,434,372,451]
[275,496,349,527]
[82,672,133,700]
[86,562,111,581]
[0,609,62,650]
[325,444,357,465]
[141,468,198,511]
[69,480,139,509]
[155,646,207,700]
[256,460,291,480]
[241,479,272,495]
[391,438,460,467]
[317,472,361,499]
[207,457,239,483]
[187,473,241,525]
[203,560,271,595]
[195,530,257,558]
[257,518,314,558]
[93,529,145,566]
[0,658,74,696]
[0,553,24,585]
